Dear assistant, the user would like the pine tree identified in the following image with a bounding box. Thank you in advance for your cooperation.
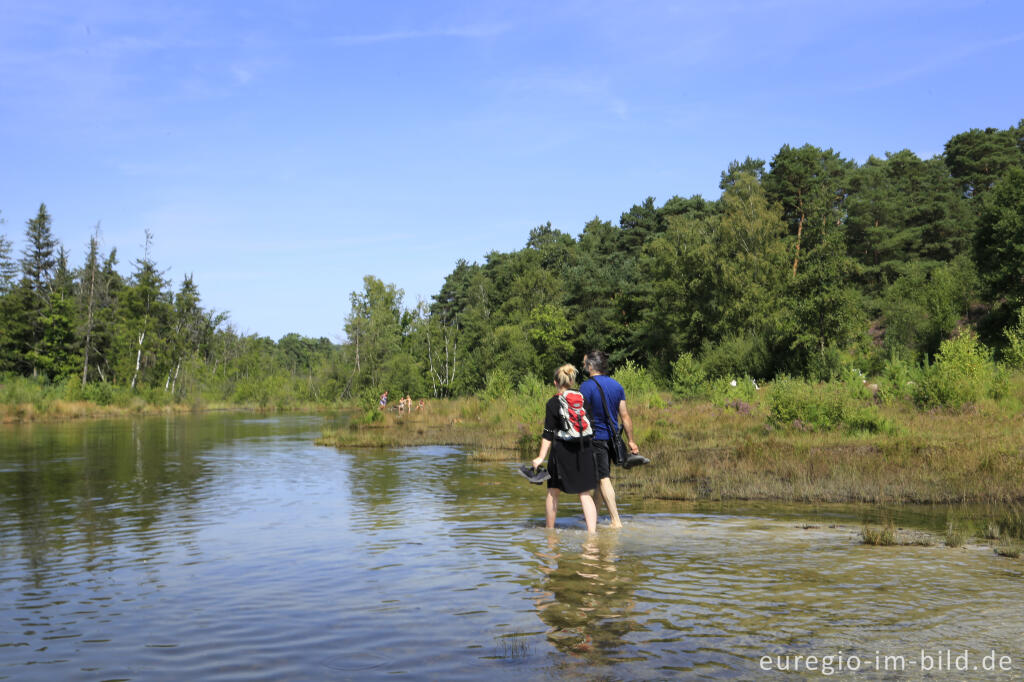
[113,231,172,389]
[18,204,60,377]
[77,226,101,385]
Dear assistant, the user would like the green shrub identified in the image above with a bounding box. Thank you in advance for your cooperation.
[708,375,761,406]
[841,367,874,401]
[0,375,48,408]
[914,332,998,409]
[804,343,849,382]
[670,352,707,399]
[765,375,889,432]
[844,406,898,435]
[700,333,770,379]
[767,376,844,430]
[484,369,516,401]
[142,386,175,407]
[613,360,665,408]
[1004,311,1024,369]
[83,381,117,406]
[516,374,549,405]
[876,352,919,404]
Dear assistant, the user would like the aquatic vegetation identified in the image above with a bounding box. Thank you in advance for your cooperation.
[994,541,1023,559]
[861,524,897,546]
[944,522,966,548]
[494,632,532,659]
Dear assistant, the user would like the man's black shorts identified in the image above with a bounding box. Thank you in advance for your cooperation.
[592,439,613,479]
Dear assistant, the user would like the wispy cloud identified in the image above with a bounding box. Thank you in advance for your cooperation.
[851,31,1024,92]
[331,23,510,46]
[493,73,630,120]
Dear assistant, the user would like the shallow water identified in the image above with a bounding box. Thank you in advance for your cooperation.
[1,414,1022,680]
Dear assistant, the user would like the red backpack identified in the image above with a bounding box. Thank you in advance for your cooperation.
[555,390,593,440]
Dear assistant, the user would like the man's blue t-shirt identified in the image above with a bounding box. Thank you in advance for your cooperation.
[579,375,626,441]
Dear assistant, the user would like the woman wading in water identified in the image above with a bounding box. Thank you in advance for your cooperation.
[529,364,599,533]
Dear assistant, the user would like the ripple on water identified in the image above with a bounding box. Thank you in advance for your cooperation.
[4,427,1024,680]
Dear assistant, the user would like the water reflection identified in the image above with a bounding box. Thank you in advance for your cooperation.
[533,531,647,662]
[0,416,223,580]
[3,423,1024,681]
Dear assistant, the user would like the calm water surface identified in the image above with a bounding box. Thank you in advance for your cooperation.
[2,414,1023,680]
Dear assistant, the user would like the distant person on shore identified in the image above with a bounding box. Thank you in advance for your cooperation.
[416,398,425,412]
[379,391,388,410]
[579,350,646,529]
[529,364,599,534]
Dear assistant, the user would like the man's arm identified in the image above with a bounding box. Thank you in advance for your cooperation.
[618,400,639,454]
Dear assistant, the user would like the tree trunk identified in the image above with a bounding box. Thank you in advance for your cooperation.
[794,214,802,274]
[131,330,145,390]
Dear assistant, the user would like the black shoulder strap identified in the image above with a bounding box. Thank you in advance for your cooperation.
[592,377,617,432]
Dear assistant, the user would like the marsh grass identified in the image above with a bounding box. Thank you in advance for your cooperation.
[861,522,936,546]
[983,521,1002,540]
[317,396,544,461]
[319,378,1024,505]
[944,522,967,547]
[493,632,532,659]
[861,524,897,546]
[994,541,1023,559]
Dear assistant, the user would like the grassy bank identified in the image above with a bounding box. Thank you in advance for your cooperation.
[0,375,340,423]
[318,382,1024,509]
[314,397,545,459]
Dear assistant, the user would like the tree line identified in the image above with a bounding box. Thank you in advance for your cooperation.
[3,119,1023,407]
[0,220,345,407]
[342,119,1024,399]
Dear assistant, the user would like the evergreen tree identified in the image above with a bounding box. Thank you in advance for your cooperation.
[944,125,1024,200]
[21,204,57,298]
[640,174,787,374]
[0,230,18,293]
[17,203,60,377]
[77,228,101,385]
[114,231,173,389]
[719,156,766,190]
[975,166,1024,312]
[845,151,972,299]
[763,144,852,276]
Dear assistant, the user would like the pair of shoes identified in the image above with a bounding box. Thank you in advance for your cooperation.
[623,454,650,469]
[518,464,550,484]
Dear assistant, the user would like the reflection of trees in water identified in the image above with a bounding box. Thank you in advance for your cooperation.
[345,450,404,526]
[0,416,233,579]
[533,532,648,663]
[344,446,465,530]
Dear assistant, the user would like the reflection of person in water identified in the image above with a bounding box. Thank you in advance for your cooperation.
[531,533,646,660]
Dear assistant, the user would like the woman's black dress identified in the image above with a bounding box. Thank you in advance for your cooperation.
[543,394,598,494]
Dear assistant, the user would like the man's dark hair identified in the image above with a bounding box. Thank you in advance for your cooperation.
[584,350,609,374]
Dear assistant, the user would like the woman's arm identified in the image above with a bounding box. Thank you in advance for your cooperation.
[531,438,552,469]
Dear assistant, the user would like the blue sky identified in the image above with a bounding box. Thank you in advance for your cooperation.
[2,0,1022,341]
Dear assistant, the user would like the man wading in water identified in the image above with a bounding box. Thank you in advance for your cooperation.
[579,350,645,528]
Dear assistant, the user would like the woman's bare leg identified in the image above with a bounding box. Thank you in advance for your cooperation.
[545,489,559,528]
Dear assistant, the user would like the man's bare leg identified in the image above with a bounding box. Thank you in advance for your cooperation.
[598,477,622,528]
[579,492,598,533]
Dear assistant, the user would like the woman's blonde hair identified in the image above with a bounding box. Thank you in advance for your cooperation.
[553,363,578,389]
